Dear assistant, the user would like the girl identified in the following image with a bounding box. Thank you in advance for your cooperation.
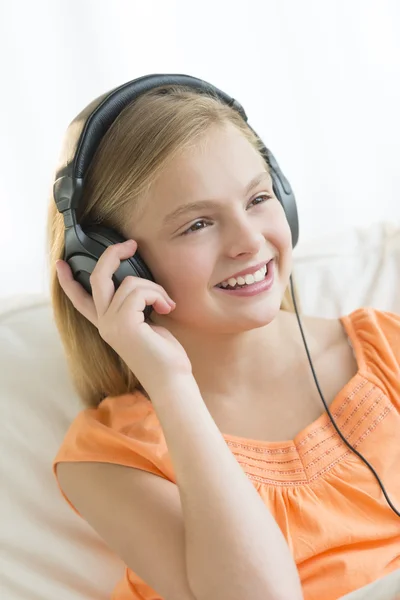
[49,79,400,600]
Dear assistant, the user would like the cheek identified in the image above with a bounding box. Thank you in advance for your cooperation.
[169,255,211,293]
[148,248,211,297]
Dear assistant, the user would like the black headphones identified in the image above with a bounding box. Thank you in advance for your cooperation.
[53,73,299,321]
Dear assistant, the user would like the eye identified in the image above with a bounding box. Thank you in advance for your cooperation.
[181,219,209,235]
[181,194,273,235]
[250,193,272,207]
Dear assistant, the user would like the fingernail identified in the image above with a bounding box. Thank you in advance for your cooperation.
[55,260,62,273]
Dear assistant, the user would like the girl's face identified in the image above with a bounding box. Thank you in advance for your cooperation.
[127,123,293,334]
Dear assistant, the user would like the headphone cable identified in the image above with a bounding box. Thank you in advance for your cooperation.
[289,274,400,518]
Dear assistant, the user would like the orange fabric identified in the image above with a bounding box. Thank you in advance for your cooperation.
[53,308,400,600]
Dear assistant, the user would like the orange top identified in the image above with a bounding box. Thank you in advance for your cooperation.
[53,308,400,600]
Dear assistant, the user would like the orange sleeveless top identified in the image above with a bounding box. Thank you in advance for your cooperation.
[53,308,400,600]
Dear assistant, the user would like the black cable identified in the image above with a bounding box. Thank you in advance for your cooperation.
[289,274,400,518]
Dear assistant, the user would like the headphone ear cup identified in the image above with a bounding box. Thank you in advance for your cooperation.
[85,225,155,282]
[67,225,155,321]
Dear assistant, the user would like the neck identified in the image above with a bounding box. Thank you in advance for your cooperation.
[151,310,309,406]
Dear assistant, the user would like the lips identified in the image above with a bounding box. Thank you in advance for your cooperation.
[216,259,270,286]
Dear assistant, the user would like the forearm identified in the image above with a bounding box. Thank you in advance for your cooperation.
[146,375,303,600]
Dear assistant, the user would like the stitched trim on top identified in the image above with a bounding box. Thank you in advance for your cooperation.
[226,441,296,454]
[345,395,385,437]
[232,452,301,467]
[296,381,371,447]
[237,404,393,486]
[244,451,353,486]
[353,405,393,447]
[237,460,306,477]
[340,391,383,429]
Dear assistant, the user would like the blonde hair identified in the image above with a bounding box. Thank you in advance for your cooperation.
[47,85,297,408]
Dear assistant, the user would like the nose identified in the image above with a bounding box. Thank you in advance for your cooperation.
[222,212,264,256]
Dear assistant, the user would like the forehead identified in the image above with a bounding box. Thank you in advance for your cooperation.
[137,124,271,228]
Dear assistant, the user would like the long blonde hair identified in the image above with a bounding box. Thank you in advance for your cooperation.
[47,84,297,408]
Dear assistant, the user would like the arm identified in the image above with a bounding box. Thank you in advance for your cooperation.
[55,240,302,599]
[145,374,303,600]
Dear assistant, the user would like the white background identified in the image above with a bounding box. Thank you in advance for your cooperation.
[0,0,399,299]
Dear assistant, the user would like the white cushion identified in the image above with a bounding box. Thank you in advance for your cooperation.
[1,222,399,600]
[294,221,400,317]
[0,295,126,599]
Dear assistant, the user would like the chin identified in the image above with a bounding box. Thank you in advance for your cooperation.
[243,303,282,328]
[218,295,284,333]
[169,281,286,331]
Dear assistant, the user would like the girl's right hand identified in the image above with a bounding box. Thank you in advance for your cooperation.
[55,239,194,391]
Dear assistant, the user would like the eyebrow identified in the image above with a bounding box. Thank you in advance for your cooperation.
[162,170,272,227]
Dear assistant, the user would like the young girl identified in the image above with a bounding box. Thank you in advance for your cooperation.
[49,78,400,600]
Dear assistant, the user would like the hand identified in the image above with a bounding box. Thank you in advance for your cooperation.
[55,239,193,390]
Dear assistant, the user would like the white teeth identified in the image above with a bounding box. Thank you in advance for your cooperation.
[254,270,266,282]
[220,264,267,288]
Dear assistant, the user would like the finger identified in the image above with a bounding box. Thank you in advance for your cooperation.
[109,276,175,314]
[55,260,98,326]
[108,275,176,315]
[118,286,174,320]
[90,240,137,318]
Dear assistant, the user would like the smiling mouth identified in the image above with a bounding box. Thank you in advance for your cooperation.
[215,259,273,289]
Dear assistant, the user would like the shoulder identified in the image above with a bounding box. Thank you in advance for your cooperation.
[289,307,400,403]
[62,390,160,446]
[284,310,350,355]
[299,307,400,367]
[53,390,175,499]
[342,307,400,403]
[342,307,400,365]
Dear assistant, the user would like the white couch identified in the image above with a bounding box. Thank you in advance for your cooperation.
[1,222,400,600]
